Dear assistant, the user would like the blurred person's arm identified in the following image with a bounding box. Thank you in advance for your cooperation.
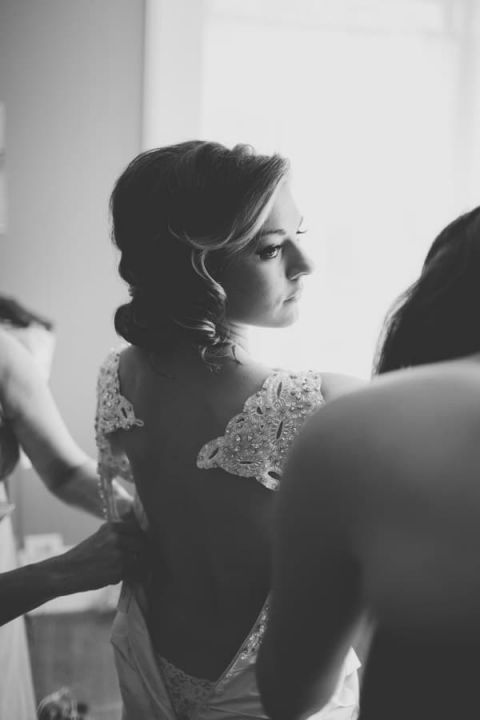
[0,328,132,517]
[257,403,364,720]
[0,517,146,626]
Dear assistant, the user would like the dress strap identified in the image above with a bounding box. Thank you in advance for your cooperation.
[95,349,144,518]
[197,370,324,489]
[96,349,144,435]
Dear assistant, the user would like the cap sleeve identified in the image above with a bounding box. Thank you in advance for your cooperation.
[95,349,144,518]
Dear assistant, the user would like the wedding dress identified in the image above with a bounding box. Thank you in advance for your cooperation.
[96,349,360,719]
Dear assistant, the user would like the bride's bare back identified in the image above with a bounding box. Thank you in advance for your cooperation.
[120,347,273,671]
[98,142,366,719]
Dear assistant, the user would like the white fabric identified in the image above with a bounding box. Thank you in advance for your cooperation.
[112,583,360,720]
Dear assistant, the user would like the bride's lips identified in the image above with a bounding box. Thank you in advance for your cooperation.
[285,289,303,302]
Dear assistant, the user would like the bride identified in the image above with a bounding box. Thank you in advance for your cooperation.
[96,140,363,719]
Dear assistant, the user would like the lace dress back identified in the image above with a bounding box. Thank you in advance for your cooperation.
[96,349,324,495]
[96,349,360,719]
[197,369,325,489]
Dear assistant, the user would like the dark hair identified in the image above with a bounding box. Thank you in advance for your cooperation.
[111,140,289,365]
[0,295,53,331]
[374,206,480,374]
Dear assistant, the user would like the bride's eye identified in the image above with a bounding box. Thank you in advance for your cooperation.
[296,227,308,237]
[257,244,282,260]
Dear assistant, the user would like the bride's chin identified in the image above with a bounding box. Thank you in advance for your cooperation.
[273,311,300,329]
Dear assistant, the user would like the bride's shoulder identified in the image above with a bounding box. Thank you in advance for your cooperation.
[319,371,367,403]
[98,343,144,382]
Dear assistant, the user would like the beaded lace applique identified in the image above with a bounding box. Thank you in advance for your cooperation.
[217,597,269,690]
[96,355,323,511]
[197,370,324,489]
[96,356,324,712]
[96,352,143,432]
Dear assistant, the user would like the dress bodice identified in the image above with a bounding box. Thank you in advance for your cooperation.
[112,582,360,720]
[96,349,360,720]
[95,348,324,507]
[197,368,324,489]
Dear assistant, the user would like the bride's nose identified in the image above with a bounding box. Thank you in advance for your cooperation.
[287,243,315,279]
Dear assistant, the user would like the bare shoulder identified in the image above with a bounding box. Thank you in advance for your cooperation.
[0,328,54,427]
[275,360,480,581]
[290,359,480,497]
[116,343,143,372]
[0,326,26,367]
[288,361,480,478]
[311,359,478,434]
[0,327,38,389]
[320,371,367,402]
[116,344,150,394]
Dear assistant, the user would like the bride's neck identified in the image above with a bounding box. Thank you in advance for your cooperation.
[144,329,253,381]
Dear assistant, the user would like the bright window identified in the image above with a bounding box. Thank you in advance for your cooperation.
[200,0,480,375]
[143,0,480,376]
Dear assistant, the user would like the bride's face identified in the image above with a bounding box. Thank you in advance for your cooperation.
[221,183,314,329]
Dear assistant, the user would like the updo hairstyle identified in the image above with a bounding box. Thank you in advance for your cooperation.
[111,140,289,365]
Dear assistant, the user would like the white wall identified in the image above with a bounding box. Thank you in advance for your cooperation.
[200,0,480,376]
[143,0,206,148]
[0,0,145,544]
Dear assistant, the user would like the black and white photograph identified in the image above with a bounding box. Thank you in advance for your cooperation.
[1,2,480,718]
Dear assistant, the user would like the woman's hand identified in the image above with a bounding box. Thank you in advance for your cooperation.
[51,515,150,594]
[0,516,151,626]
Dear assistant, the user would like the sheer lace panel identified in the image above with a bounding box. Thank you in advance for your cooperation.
[95,350,144,517]
[197,370,324,489]
[158,656,216,720]
[158,598,269,717]
[95,355,323,516]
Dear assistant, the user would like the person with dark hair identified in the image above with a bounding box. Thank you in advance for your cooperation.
[256,206,480,720]
[374,206,480,374]
[96,140,363,718]
[0,299,139,719]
